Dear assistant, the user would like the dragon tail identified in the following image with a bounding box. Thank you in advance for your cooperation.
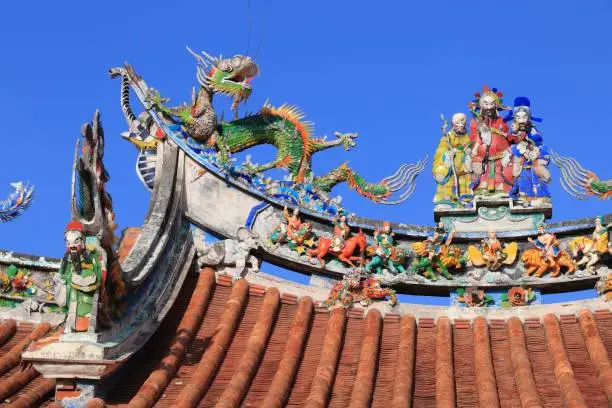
[314,156,428,204]
[551,150,612,200]
[0,182,34,223]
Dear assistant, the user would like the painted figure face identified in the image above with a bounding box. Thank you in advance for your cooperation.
[451,113,467,134]
[537,226,545,235]
[480,94,498,119]
[488,230,497,240]
[383,223,391,234]
[515,110,530,130]
[596,217,602,228]
[65,230,85,255]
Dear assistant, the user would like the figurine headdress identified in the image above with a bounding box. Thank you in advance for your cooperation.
[468,85,510,118]
[504,96,543,123]
[65,220,84,233]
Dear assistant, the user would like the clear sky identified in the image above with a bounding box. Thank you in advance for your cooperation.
[0,0,610,263]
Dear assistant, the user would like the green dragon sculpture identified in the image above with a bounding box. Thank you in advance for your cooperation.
[111,48,426,204]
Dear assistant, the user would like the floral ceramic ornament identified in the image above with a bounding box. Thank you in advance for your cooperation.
[456,287,493,307]
[500,286,536,307]
[0,265,36,296]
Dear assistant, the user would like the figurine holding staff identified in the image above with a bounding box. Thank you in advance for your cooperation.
[432,113,474,207]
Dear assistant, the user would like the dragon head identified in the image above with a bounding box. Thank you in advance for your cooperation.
[187,46,259,110]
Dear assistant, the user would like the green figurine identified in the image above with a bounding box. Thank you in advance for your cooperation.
[57,220,103,333]
[366,222,408,274]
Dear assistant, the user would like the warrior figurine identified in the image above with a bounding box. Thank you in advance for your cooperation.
[428,221,454,255]
[569,216,612,273]
[411,222,464,281]
[433,113,474,207]
[593,215,611,255]
[269,206,315,254]
[530,223,560,262]
[366,222,407,274]
[522,222,575,278]
[330,212,351,252]
[56,221,103,333]
[505,98,551,201]
[468,87,515,195]
[284,206,303,244]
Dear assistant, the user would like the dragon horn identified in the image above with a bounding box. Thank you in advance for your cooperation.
[202,50,219,65]
[186,46,209,68]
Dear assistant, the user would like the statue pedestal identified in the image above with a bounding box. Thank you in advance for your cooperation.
[435,197,552,234]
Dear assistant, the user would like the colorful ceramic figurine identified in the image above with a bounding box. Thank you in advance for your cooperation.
[330,212,351,252]
[569,216,611,273]
[365,222,408,274]
[522,223,575,277]
[269,206,315,255]
[308,222,367,269]
[468,86,515,196]
[505,97,551,202]
[468,229,518,271]
[56,221,103,333]
[324,271,397,308]
[411,222,466,281]
[433,113,474,207]
[129,49,425,205]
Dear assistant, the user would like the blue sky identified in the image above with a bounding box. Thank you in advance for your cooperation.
[0,0,610,267]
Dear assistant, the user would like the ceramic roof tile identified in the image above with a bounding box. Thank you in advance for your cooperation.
[56,276,611,408]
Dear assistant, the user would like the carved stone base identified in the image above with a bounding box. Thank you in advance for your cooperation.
[436,198,551,233]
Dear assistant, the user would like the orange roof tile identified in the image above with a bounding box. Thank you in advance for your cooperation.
[10,274,611,408]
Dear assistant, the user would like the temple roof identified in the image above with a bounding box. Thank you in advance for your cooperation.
[2,268,597,408]
[0,320,55,406]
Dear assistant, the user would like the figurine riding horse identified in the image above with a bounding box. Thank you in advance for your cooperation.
[308,229,367,268]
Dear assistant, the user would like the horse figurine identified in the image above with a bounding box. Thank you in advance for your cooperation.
[568,236,607,274]
[308,229,367,268]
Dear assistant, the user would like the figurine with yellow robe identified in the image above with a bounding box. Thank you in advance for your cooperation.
[468,229,518,271]
[433,113,474,207]
[569,216,611,273]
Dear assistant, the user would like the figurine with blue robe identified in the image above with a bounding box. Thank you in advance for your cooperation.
[505,97,551,201]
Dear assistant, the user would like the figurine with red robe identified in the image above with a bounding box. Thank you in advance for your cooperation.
[468,87,515,195]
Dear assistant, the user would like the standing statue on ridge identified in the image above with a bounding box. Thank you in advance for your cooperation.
[56,221,103,333]
[432,113,474,207]
[468,86,515,196]
[505,97,552,203]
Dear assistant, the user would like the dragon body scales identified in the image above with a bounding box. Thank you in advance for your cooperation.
[112,48,426,204]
